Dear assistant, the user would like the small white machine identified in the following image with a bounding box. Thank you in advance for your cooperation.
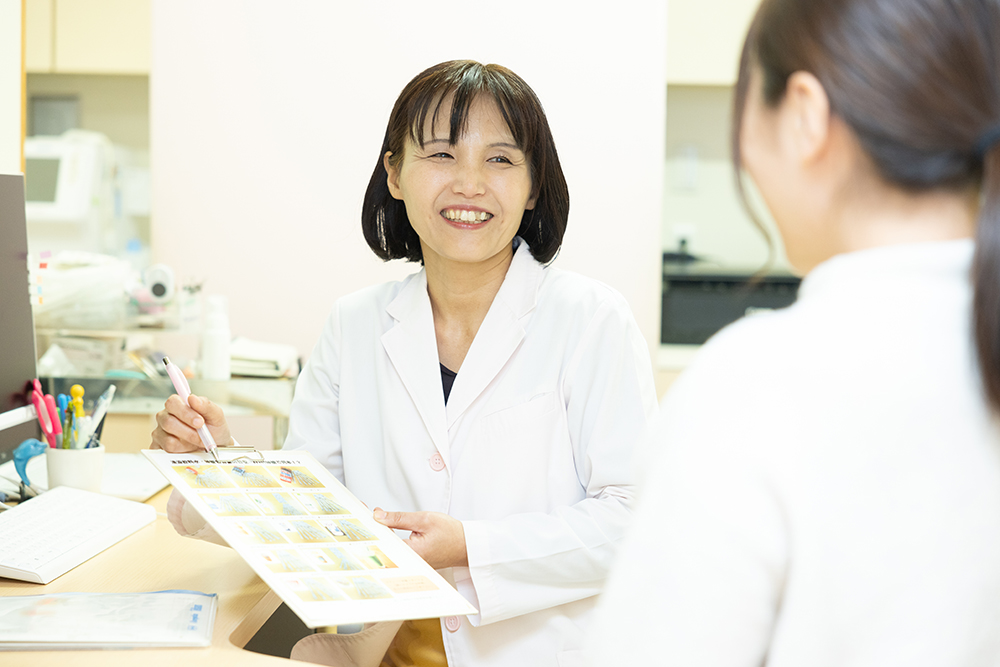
[23,130,149,263]
[23,130,117,256]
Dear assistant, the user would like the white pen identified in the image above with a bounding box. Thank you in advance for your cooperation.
[83,384,116,448]
[163,357,220,461]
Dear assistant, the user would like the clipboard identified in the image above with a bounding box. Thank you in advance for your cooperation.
[142,448,478,629]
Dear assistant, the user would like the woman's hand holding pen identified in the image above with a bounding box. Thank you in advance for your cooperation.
[373,509,469,569]
[151,394,234,453]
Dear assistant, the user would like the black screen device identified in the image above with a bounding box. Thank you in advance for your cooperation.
[0,174,41,465]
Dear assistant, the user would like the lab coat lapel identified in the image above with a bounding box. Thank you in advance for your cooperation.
[381,271,450,458]
[445,243,542,428]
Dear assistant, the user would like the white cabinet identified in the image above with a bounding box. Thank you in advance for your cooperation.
[667,0,760,85]
[26,0,150,74]
[1,0,22,175]
[25,0,53,72]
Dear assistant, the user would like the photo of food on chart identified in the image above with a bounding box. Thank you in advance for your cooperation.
[142,448,476,627]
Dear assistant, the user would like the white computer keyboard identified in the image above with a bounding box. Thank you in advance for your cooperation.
[0,486,156,584]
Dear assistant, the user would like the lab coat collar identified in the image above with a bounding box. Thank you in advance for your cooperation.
[444,239,542,427]
[382,269,450,459]
[798,238,974,302]
[380,240,544,461]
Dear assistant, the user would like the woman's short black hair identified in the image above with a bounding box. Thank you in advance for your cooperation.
[362,60,570,264]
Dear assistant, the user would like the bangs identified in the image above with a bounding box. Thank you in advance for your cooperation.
[405,63,539,153]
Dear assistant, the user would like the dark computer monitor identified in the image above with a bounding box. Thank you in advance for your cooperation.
[0,174,41,465]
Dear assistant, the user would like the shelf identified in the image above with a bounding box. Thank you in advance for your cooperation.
[36,327,182,339]
[41,376,294,419]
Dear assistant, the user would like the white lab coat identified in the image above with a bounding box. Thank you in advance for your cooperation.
[286,239,658,666]
[590,239,1000,666]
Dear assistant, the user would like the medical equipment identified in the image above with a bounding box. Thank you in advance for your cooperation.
[23,131,117,256]
[24,131,152,265]
[24,132,107,224]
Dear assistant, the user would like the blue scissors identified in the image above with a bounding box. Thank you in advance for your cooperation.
[30,379,62,448]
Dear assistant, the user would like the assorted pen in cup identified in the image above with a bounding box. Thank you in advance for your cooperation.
[33,380,116,449]
[33,361,216,455]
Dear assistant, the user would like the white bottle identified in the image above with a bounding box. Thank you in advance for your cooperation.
[201,295,231,380]
[179,279,205,334]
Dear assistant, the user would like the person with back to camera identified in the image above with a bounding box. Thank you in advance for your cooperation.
[151,60,658,667]
[591,0,1000,664]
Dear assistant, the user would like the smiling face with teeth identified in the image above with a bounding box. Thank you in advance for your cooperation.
[384,94,537,272]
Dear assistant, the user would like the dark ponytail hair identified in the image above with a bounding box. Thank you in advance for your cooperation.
[732,0,1000,411]
[976,144,1000,411]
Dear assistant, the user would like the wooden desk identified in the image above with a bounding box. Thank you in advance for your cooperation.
[0,488,289,665]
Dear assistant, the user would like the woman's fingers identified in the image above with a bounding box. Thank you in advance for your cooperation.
[152,405,203,452]
[373,508,468,569]
[186,394,234,446]
[164,393,205,429]
[152,394,226,451]
[151,393,234,451]
[373,508,422,531]
[188,394,225,427]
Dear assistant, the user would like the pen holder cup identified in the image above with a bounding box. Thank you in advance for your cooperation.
[46,444,105,493]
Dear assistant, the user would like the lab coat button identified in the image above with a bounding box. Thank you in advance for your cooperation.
[429,453,446,471]
[444,616,461,632]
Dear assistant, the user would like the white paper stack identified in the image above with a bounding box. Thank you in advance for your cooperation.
[229,337,300,378]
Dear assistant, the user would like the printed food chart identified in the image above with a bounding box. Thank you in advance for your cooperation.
[142,449,477,628]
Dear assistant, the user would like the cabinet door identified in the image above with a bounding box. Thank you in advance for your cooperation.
[54,0,150,74]
[1,2,23,174]
[25,0,54,73]
[668,0,760,85]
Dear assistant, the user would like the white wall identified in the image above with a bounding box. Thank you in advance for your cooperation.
[663,85,789,270]
[151,1,667,364]
[0,0,23,175]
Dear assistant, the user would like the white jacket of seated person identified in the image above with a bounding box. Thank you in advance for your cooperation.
[590,239,1000,666]
[171,239,658,667]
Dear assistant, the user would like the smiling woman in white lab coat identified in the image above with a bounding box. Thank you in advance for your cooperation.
[591,0,1000,664]
[152,60,658,667]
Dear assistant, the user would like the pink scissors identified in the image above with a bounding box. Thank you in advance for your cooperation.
[31,379,62,448]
